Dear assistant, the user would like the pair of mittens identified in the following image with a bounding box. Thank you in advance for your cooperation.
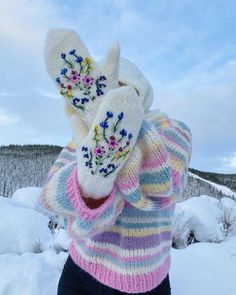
[44,29,144,199]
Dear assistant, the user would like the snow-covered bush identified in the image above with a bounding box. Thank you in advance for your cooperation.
[219,197,236,236]
[11,187,68,234]
[33,238,45,254]
[177,196,224,243]
[53,229,71,254]
[172,206,192,248]
[12,187,55,220]
[0,197,53,254]
[12,187,42,210]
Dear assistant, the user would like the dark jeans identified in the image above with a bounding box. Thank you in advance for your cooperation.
[57,254,171,295]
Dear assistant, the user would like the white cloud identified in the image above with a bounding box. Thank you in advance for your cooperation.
[0,107,20,127]
[0,0,235,173]
[151,58,236,142]
[219,153,236,169]
[216,152,236,173]
[0,92,23,97]
[0,0,72,54]
[148,57,236,173]
[36,89,60,100]
[117,10,148,31]
[227,155,236,170]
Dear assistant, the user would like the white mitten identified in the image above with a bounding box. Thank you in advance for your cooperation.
[65,86,144,199]
[44,28,120,127]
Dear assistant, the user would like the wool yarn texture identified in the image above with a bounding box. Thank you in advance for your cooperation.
[44,28,120,127]
[71,86,144,199]
[40,28,192,293]
[39,110,192,293]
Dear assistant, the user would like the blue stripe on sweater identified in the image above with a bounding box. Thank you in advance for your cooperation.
[115,219,171,229]
[80,241,171,268]
[139,167,171,185]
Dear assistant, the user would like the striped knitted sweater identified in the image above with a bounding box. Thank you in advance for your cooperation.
[39,110,192,294]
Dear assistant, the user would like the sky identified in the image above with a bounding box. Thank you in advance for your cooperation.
[0,0,236,174]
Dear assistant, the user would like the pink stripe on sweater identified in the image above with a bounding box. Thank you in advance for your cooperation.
[66,166,118,220]
[161,131,187,153]
[66,199,125,239]
[141,152,169,170]
[116,176,139,192]
[69,241,171,293]
[171,169,181,188]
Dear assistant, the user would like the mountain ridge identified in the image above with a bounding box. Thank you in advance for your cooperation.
[1,144,235,199]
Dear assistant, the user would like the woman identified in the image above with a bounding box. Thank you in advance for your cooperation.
[39,29,192,294]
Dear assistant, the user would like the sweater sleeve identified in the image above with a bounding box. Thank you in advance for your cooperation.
[149,112,192,201]
[116,109,192,211]
[39,140,125,238]
[149,111,192,194]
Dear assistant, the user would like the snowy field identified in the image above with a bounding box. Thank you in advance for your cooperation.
[0,187,236,295]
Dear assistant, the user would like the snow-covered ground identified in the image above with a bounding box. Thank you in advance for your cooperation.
[0,187,236,295]
[170,236,236,295]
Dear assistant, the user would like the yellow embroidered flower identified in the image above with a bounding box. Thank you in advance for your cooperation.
[84,57,92,65]
[114,152,121,160]
[93,125,101,142]
[67,90,73,97]
[117,148,131,159]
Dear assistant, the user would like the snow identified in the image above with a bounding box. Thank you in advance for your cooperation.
[200,194,220,205]
[219,197,236,235]
[11,187,55,217]
[1,187,236,295]
[53,228,71,253]
[0,197,52,254]
[219,197,236,214]
[170,236,236,295]
[0,249,67,295]
[12,187,42,210]
[189,171,236,199]
[172,205,192,248]
[177,196,224,242]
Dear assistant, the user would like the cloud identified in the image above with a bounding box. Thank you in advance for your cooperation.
[0,0,235,173]
[149,57,236,173]
[216,152,236,173]
[0,0,72,55]
[0,92,23,97]
[0,107,20,127]
[0,92,72,146]
[36,89,60,100]
[227,154,236,169]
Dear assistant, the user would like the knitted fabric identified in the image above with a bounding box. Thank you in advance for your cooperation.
[44,29,120,127]
[75,86,144,199]
[39,111,192,294]
[98,56,154,113]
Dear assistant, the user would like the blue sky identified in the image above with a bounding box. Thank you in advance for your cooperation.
[0,0,236,173]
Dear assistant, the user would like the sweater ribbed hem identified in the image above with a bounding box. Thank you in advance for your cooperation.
[69,240,171,294]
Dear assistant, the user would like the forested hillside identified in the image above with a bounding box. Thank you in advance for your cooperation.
[1,144,235,200]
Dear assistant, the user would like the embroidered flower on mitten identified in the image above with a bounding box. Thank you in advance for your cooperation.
[44,29,120,127]
[69,86,144,199]
[56,49,107,111]
[81,111,133,177]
